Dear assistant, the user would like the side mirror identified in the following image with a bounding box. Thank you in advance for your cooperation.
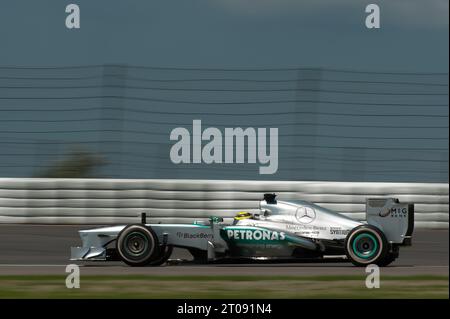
[254,214,265,220]
[209,216,224,223]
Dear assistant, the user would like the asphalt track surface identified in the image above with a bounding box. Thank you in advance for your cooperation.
[0,225,447,276]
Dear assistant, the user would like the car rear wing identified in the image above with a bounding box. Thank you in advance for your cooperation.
[366,198,414,245]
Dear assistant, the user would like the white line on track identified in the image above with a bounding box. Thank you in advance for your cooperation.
[0,264,447,268]
[0,264,71,267]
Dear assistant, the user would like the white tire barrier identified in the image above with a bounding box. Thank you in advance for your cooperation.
[0,178,447,229]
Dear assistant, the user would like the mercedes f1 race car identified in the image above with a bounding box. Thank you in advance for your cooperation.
[70,194,414,267]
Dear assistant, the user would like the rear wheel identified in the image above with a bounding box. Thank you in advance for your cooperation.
[116,224,160,266]
[345,225,389,267]
[377,253,397,267]
[377,245,399,266]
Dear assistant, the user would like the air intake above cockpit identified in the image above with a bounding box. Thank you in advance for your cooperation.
[263,193,277,204]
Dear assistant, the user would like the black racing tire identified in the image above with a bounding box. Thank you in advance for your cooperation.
[377,253,398,267]
[147,245,173,266]
[116,224,160,266]
[345,225,389,267]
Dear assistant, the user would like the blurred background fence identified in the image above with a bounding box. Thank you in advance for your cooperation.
[0,65,448,182]
[0,178,447,229]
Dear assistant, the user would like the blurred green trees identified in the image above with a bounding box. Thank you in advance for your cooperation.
[36,148,107,178]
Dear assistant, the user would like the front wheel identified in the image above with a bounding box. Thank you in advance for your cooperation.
[345,225,389,267]
[116,224,160,266]
[148,245,173,266]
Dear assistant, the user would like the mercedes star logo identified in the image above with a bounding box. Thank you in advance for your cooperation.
[295,207,316,224]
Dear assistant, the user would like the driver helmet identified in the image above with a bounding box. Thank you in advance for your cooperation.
[233,211,253,222]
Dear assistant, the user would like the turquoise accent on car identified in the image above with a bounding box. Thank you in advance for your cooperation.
[352,233,378,259]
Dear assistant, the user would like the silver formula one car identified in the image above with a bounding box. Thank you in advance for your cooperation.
[71,194,414,267]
